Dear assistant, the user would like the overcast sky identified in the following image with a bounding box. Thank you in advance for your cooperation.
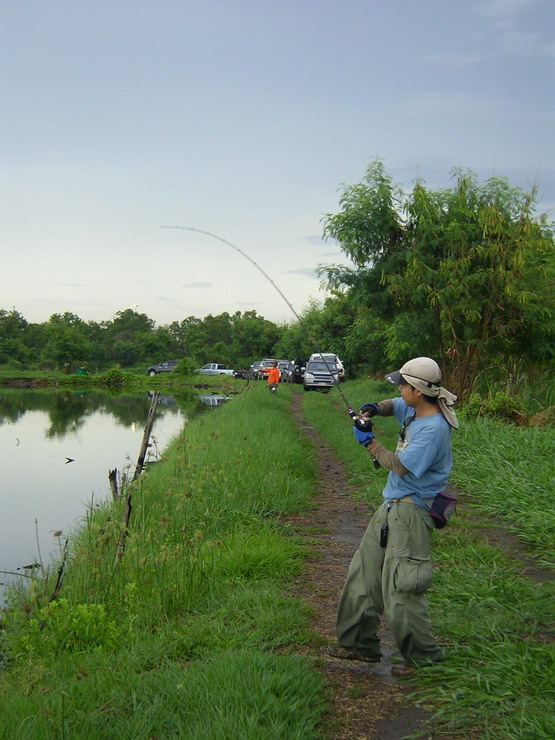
[1,0,553,327]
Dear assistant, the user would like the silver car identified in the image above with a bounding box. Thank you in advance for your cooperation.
[303,360,339,391]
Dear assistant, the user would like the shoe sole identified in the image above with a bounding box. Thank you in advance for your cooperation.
[328,646,381,663]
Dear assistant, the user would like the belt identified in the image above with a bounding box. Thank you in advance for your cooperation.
[390,495,415,504]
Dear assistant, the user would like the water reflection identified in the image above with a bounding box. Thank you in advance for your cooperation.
[0,387,209,604]
[198,393,232,407]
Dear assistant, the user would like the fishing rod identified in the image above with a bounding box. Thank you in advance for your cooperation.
[160,225,372,431]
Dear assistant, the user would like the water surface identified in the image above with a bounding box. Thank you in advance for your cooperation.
[0,388,214,602]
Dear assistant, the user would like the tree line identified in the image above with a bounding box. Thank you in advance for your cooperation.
[2,163,553,402]
[0,308,285,373]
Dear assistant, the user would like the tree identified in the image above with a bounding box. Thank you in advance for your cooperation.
[275,297,354,369]
[0,309,30,364]
[322,161,555,402]
[43,314,93,370]
[229,311,282,367]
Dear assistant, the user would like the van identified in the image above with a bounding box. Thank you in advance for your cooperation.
[308,353,344,380]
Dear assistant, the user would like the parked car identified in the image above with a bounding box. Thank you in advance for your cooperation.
[303,359,339,391]
[308,353,345,381]
[280,361,292,383]
[249,360,262,379]
[284,359,307,384]
[196,363,235,376]
[147,360,178,376]
[277,360,289,380]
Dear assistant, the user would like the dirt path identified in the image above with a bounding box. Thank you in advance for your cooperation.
[286,392,432,740]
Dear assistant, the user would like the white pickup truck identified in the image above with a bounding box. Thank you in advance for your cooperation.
[196,363,235,376]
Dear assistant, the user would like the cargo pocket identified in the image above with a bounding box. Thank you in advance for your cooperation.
[392,556,433,594]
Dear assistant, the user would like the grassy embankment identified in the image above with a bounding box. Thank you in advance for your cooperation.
[302,379,555,739]
[0,382,328,739]
[0,367,245,393]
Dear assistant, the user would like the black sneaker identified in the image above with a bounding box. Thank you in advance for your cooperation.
[327,645,381,663]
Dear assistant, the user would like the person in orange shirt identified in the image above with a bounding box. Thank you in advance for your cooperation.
[261,361,280,392]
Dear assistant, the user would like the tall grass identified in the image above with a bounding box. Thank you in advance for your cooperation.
[0,383,328,739]
[302,380,555,738]
[452,415,555,567]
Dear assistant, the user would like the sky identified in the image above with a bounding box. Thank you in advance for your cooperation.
[1,0,553,327]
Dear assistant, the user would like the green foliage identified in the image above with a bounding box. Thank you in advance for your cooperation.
[465,391,525,421]
[97,368,136,387]
[175,356,199,376]
[321,160,555,402]
[0,308,285,372]
[12,599,119,657]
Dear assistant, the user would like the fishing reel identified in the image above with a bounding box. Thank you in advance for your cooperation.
[348,408,374,432]
[348,407,380,469]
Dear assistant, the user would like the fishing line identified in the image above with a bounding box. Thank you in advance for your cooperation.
[160,225,369,426]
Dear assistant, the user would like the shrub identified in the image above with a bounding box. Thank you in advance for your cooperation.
[175,357,199,377]
[98,368,136,387]
[10,599,119,658]
[464,392,525,423]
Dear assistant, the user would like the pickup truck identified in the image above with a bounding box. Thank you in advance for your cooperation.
[303,360,339,392]
[196,363,235,376]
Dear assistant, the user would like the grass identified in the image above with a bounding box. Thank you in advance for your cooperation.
[451,416,555,568]
[0,382,328,739]
[301,379,555,738]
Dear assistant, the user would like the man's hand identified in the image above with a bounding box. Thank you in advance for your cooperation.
[353,415,373,432]
[359,402,379,417]
[353,425,374,447]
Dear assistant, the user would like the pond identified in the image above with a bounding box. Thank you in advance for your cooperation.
[0,387,229,604]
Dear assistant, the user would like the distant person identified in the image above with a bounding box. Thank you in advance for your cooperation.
[328,357,458,677]
[261,361,280,392]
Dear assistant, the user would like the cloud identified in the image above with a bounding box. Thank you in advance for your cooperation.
[401,92,554,122]
[32,282,88,288]
[477,0,555,60]
[284,267,318,278]
[302,234,326,245]
[179,281,212,289]
[424,53,486,66]
[497,29,555,58]
[479,0,537,21]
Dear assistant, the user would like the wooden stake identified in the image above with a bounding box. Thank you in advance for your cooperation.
[133,392,160,481]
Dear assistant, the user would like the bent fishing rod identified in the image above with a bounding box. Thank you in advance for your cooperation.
[160,225,372,431]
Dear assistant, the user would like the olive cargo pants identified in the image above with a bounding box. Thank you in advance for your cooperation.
[336,498,444,665]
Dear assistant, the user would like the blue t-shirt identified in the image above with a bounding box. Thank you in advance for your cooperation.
[382,397,452,503]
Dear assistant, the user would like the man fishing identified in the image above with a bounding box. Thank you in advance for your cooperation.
[329,357,459,677]
[260,360,280,392]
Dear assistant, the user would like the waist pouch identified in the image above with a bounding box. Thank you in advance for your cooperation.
[418,491,457,529]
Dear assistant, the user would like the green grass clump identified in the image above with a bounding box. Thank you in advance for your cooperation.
[452,416,555,568]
